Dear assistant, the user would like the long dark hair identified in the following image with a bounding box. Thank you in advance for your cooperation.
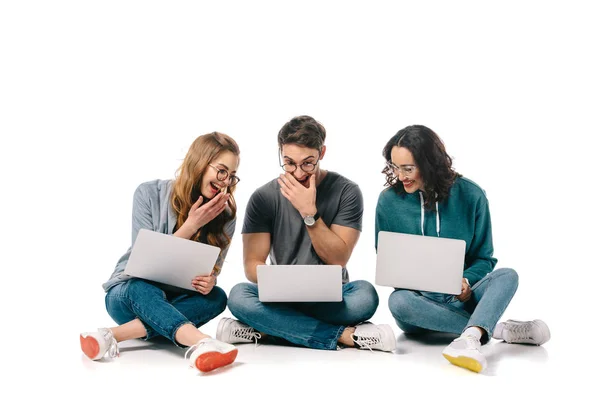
[382,125,460,210]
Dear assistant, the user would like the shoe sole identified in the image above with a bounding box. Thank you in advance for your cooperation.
[80,335,100,360]
[195,349,238,373]
[443,354,484,373]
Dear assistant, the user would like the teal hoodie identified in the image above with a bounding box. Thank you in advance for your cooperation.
[375,176,497,285]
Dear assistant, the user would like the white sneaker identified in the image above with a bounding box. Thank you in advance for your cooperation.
[185,338,238,372]
[216,318,261,344]
[80,328,119,361]
[352,323,396,352]
[442,335,487,373]
[493,319,551,345]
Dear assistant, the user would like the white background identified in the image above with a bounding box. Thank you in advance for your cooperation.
[1,0,598,397]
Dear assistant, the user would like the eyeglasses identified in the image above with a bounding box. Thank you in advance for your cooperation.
[387,162,417,177]
[279,150,321,173]
[208,164,240,186]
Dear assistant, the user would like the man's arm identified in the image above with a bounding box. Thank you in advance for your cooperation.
[305,221,360,266]
[278,172,362,267]
[242,232,271,283]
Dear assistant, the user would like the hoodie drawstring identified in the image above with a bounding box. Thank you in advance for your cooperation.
[419,191,440,237]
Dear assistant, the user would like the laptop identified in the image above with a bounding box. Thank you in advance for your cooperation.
[376,231,466,295]
[257,265,343,302]
[124,229,221,291]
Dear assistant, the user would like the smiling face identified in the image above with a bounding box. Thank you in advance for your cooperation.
[390,146,424,193]
[280,144,325,188]
[200,150,240,199]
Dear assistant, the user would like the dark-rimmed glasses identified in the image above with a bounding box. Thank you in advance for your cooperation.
[208,164,240,186]
[279,150,321,173]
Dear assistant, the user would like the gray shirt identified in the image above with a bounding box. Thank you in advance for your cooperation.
[242,171,363,283]
[102,179,236,292]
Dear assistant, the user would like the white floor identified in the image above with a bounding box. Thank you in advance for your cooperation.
[8,231,595,397]
[37,292,584,399]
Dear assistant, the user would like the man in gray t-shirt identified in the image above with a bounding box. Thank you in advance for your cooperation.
[242,170,362,284]
[217,115,396,352]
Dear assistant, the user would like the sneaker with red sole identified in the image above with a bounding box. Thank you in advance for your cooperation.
[80,328,119,360]
[185,338,238,373]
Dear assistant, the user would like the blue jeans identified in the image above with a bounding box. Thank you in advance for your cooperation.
[105,278,227,347]
[227,280,379,350]
[388,268,518,343]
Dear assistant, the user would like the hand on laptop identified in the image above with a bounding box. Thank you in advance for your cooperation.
[456,278,472,302]
[278,173,317,217]
[192,274,216,295]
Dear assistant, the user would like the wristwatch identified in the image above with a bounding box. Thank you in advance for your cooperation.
[303,211,321,227]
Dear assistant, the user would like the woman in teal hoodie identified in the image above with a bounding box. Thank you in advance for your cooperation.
[376,125,550,373]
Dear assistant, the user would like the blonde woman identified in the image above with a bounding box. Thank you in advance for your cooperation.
[80,132,241,373]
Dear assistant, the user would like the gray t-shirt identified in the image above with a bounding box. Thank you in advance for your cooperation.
[242,171,363,283]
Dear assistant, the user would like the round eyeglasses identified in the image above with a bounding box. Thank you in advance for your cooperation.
[279,150,321,173]
[208,164,240,186]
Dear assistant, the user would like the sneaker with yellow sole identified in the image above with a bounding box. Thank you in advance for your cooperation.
[442,335,487,373]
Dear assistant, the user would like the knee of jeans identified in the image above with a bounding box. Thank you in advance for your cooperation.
[126,278,165,300]
[105,290,137,325]
[495,268,519,291]
[228,283,258,314]
[211,286,228,314]
[350,280,377,295]
[340,281,379,322]
[388,290,418,321]
[350,280,379,315]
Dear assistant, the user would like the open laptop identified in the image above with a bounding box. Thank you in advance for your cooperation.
[124,229,221,291]
[257,265,343,302]
[376,231,466,295]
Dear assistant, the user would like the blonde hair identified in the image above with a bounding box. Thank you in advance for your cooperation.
[171,132,240,274]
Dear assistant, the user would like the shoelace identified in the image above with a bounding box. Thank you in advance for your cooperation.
[505,323,533,341]
[100,328,119,358]
[353,332,382,351]
[233,327,262,345]
[460,335,481,349]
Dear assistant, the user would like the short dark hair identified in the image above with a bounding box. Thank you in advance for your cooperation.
[277,115,326,150]
[382,125,460,210]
